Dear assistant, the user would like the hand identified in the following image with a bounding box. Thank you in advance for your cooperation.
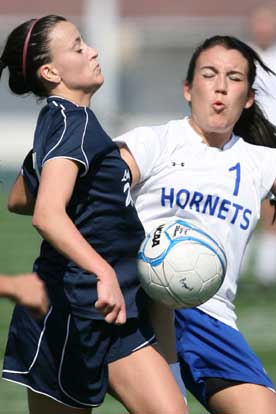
[95,268,126,325]
[10,273,49,318]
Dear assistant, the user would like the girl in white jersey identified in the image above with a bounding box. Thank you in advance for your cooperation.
[115,36,276,414]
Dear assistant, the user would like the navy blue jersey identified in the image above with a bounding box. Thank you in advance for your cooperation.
[24,96,145,319]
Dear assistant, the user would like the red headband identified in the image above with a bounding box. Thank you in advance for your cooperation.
[22,19,39,80]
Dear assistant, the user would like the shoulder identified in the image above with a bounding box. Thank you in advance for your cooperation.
[36,98,89,142]
[235,137,276,191]
[236,136,276,157]
[34,100,108,174]
[45,97,89,125]
[114,118,185,146]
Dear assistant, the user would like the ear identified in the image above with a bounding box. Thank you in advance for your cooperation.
[244,88,255,109]
[183,80,192,103]
[39,64,61,84]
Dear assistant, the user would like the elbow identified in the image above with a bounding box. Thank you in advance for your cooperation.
[7,198,21,214]
[8,191,20,213]
[32,210,48,233]
[8,195,34,215]
[8,203,16,213]
[32,206,62,234]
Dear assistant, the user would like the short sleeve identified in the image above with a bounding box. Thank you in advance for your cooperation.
[114,125,168,182]
[41,108,91,175]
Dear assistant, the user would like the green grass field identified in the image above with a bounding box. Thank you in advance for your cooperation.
[0,188,276,414]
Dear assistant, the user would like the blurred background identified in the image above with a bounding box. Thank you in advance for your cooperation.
[0,1,276,413]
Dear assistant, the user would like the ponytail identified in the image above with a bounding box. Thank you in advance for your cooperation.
[234,102,276,148]
[0,15,66,97]
[0,57,7,78]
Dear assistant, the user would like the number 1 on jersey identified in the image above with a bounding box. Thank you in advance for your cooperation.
[229,162,241,196]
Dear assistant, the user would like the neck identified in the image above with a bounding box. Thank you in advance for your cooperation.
[49,88,92,107]
[188,117,232,149]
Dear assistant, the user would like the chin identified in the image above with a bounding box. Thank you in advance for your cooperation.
[90,81,104,96]
[208,120,231,133]
[98,73,104,84]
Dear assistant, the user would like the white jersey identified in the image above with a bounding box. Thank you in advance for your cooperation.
[114,117,276,329]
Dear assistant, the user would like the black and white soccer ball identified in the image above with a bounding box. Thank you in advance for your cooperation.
[138,218,227,308]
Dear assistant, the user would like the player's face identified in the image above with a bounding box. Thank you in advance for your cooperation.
[184,45,254,146]
[47,21,104,97]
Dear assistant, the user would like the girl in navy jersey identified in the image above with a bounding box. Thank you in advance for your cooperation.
[115,36,276,414]
[0,15,187,414]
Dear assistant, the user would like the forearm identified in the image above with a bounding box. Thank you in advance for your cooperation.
[0,276,16,299]
[0,274,49,316]
[33,209,126,324]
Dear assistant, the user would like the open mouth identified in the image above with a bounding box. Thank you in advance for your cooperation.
[212,102,225,112]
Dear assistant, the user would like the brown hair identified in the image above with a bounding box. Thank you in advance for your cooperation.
[0,15,66,97]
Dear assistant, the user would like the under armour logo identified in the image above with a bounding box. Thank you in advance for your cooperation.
[171,161,185,167]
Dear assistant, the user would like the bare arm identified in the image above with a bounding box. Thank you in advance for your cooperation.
[120,145,141,187]
[0,273,49,318]
[8,174,35,215]
[33,158,126,324]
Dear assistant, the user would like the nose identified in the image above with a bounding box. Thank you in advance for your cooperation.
[88,46,98,60]
[215,74,227,95]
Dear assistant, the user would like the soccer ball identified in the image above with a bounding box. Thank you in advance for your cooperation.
[137,218,227,308]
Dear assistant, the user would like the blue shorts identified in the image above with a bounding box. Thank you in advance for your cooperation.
[2,305,155,409]
[175,308,275,409]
